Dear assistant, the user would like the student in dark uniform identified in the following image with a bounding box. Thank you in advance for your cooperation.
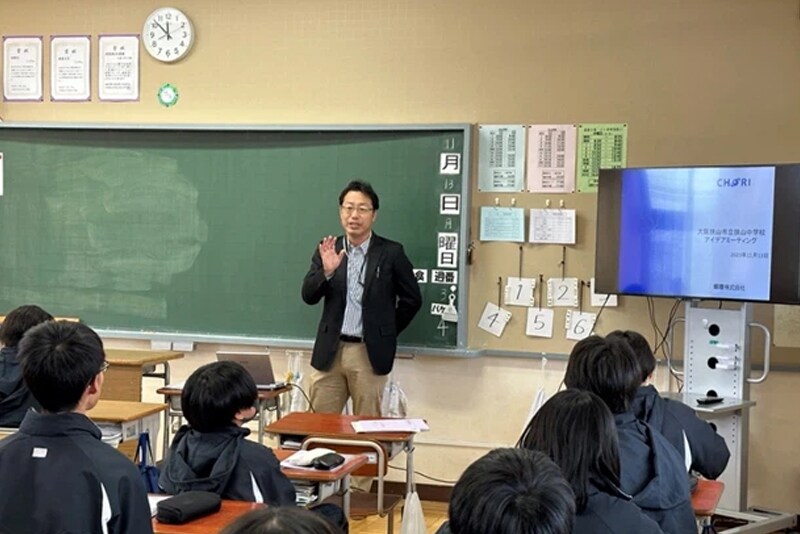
[221,506,344,534]
[607,330,730,479]
[564,335,696,534]
[519,389,664,534]
[436,448,575,534]
[160,361,347,532]
[0,321,153,534]
[0,304,53,427]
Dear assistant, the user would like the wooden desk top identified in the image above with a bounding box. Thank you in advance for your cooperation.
[152,500,265,534]
[692,479,725,516]
[264,412,414,442]
[157,385,291,401]
[88,400,167,423]
[106,348,184,367]
[274,448,369,482]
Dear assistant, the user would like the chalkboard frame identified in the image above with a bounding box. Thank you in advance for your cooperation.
[0,122,472,355]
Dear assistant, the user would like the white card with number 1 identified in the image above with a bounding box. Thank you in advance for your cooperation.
[478,302,512,337]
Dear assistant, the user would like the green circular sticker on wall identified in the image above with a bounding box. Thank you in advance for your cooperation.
[157,83,179,107]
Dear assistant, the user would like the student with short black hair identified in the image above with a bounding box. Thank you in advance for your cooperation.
[607,330,730,479]
[220,506,344,534]
[564,335,696,534]
[439,448,575,534]
[160,361,347,532]
[0,321,153,533]
[519,389,664,533]
[0,304,52,426]
[160,361,297,503]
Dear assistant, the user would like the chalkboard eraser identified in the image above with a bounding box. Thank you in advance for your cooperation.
[172,341,195,352]
[151,340,172,351]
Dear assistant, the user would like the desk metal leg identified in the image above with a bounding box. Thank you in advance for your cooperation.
[342,475,351,519]
[405,436,415,495]
[258,399,265,445]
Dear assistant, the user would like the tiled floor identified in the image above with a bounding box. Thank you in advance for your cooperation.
[350,500,447,534]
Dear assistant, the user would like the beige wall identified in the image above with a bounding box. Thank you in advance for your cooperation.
[3,0,800,512]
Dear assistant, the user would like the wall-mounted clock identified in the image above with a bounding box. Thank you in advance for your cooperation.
[143,7,194,63]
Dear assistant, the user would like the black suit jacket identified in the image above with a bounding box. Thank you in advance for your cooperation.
[302,233,422,375]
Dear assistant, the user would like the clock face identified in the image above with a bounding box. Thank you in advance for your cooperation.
[143,7,194,63]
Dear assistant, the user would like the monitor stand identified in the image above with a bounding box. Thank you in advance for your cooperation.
[667,301,795,532]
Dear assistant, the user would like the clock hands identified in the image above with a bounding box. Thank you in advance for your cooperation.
[153,20,173,40]
[165,21,172,40]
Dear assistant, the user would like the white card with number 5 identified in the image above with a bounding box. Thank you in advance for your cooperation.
[526,308,554,338]
[478,302,512,337]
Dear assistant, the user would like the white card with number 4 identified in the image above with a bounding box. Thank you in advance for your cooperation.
[565,310,596,341]
[478,302,512,337]
[526,308,554,338]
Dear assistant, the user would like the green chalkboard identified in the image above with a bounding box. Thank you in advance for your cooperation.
[0,125,468,349]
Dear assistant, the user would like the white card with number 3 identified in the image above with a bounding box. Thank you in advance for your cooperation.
[478,302,512,337]
[526,308,554,338]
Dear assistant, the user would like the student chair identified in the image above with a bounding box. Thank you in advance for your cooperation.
[692,479,725,534]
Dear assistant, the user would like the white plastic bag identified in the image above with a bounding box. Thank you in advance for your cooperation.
[381,375,408,418]
[287,351,309,413]
[400,491,427,534]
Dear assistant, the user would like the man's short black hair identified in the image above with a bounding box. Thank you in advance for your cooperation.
[182,361,258,432]
[338,180,379,210]
[518,389,622,513]
[607,330,656,383]
[220,506,342,534]
[448,448,575,534]
[0,305,53,348]
[563,335,642,414]
[19,321,105,413]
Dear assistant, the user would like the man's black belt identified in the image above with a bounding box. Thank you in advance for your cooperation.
[340,334,364,343]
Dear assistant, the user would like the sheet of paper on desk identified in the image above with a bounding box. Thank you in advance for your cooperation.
[165,381,185,389]
[148,495,170,517]
[351,418,429,433]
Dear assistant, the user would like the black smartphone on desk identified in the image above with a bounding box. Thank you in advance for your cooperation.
[696,396,724,406]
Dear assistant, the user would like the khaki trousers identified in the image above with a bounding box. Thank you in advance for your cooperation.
[309,341,387,416]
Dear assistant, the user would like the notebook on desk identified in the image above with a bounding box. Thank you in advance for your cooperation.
[215,351,285,390]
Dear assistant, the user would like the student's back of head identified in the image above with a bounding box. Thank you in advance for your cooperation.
[182,361,258,432]
[220,506,343,534]
[0,305,53,348]
[447,447,575,534]
[19,321,105,413]
[563,335,642,414]
[607,330,655,383]
[518,389,621,513]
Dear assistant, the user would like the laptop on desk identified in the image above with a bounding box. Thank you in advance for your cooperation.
[215,351,285,390]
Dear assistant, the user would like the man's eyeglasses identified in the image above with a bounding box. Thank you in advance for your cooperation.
[340,204,373,215]
[99,361,109,374]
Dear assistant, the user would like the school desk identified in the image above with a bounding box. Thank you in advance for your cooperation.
[104,348,184,402]
[152,500,264,534]
[275,447,368,518]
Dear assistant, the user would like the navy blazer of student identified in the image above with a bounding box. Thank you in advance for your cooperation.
[302,234,422,376]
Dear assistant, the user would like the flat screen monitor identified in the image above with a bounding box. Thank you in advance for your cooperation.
[595,164,800,304]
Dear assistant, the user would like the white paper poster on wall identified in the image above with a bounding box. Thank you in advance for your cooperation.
[51,36,91,101]
[527,124,576,193]
[478,124,525,192]
[529,208,576,245]
[478,302,512,337]
[98,35,139,101]
[3,36,43,101]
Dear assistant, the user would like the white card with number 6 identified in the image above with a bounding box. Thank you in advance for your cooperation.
[565,310,596,341]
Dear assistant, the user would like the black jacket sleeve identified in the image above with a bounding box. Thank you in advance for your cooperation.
[301,245,329,305]
[392,245,422,334]
[252,447,297,506]
[668,400,731,479]
[109,468,154,534]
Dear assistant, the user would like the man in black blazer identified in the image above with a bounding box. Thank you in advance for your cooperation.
[302,180,422,416]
